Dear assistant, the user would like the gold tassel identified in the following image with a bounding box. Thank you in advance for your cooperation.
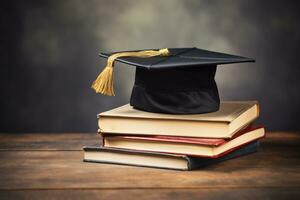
[91,48,170,96]
[91,65,115,96]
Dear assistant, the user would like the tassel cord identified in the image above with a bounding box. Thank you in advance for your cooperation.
[91,48,170,96]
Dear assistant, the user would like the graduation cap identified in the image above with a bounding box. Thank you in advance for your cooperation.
[91,47,254,114]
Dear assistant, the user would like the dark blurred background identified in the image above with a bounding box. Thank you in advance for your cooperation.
[2,0,300,133]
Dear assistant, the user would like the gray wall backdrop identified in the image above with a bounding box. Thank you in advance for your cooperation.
[2,0,300,132]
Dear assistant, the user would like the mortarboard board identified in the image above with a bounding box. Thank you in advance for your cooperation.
[91,47,254,114]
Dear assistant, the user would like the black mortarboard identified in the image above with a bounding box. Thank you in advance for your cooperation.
[91,47,254,114]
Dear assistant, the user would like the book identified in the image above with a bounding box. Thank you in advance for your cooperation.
[98,101,259,138]
[103,126,265,157]
[83,141,259,170]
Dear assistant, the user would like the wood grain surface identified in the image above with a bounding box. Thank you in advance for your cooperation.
[0,132,299,199]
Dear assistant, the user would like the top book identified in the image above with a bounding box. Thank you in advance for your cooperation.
[98,101,259,138]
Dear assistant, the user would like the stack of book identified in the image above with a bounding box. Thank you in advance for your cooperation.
[84,101,265,170]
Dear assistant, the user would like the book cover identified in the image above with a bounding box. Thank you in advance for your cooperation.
[104,124,262,147]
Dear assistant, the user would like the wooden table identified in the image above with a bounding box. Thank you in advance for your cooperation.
[0,132,299,200]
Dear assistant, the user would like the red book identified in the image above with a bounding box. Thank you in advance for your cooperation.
[102,125,265,157]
